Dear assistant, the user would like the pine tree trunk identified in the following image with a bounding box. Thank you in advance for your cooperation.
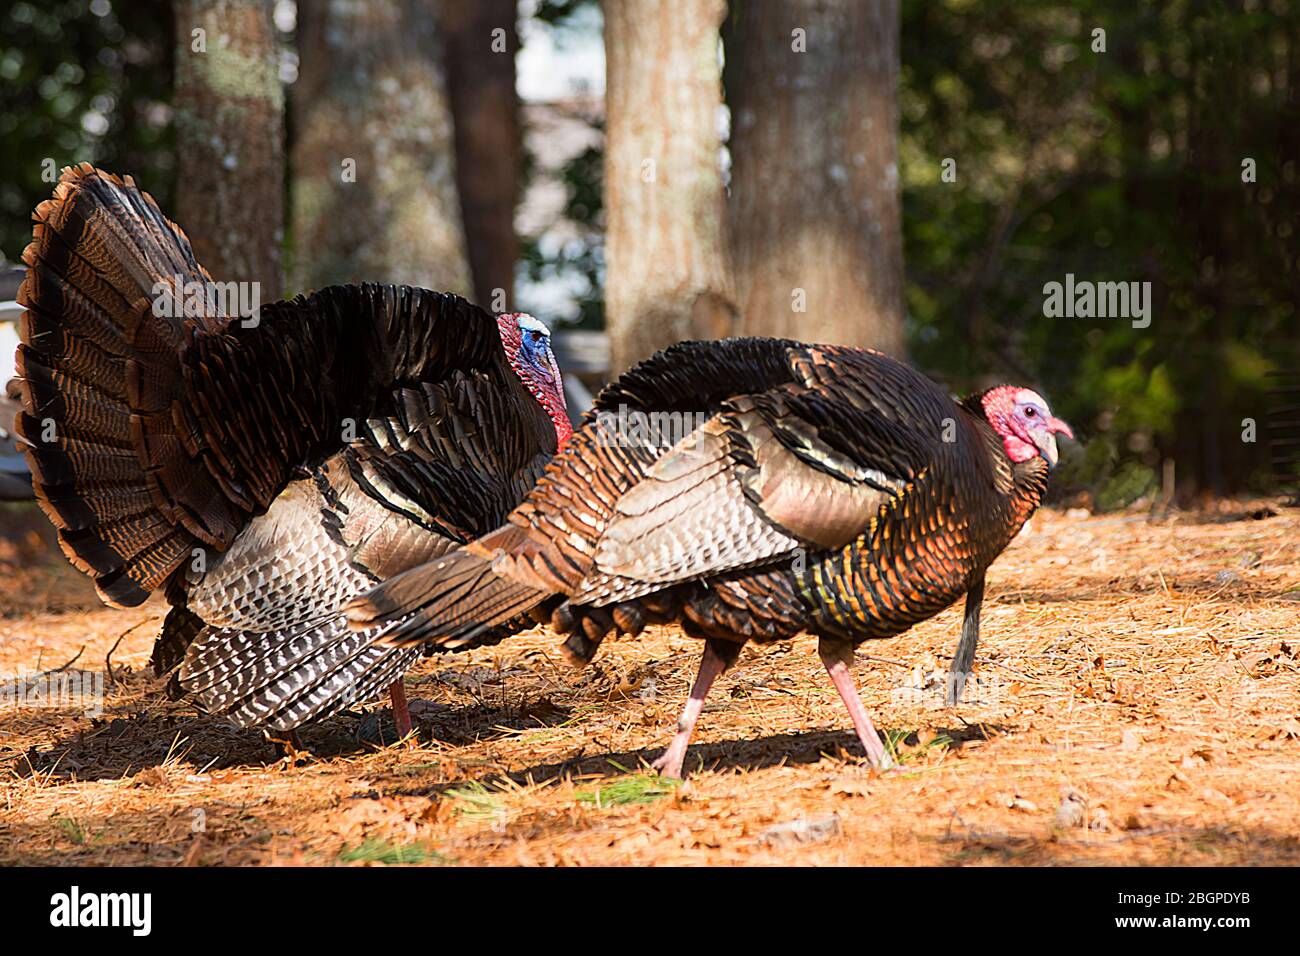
[441,0,520,309]
[604,0,736,374]
[291,0,470,296]
[725,0,905,357]
[173,0,284,296]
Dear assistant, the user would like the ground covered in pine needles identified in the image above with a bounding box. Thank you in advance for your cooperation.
[1,500,1298,867]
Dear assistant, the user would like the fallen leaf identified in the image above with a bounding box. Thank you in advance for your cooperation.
[758,814,842,848]
[1121,811,1148,831]
[829,777,871,798]
[1054,788,1086,828]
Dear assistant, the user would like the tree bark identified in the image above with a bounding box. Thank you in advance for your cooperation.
[604,0,736,374]
[725,0,905,357]
[173,0,284,295]
[441,0,520,310]
[291,0,470,296]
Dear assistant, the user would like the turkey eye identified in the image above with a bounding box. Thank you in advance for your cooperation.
[1024,407,1037,418]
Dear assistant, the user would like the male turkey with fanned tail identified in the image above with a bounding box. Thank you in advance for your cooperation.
[14,164,570,741]
[345,338,1073,777]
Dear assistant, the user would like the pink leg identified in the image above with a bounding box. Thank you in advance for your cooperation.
[389,680,417,748]
[652,640,737,779]
[819,639,891,770]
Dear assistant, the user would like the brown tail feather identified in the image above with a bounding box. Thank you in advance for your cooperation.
[344,538,548,648]
[15,164,213,607]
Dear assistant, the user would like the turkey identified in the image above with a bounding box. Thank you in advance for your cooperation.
[344,337,1073,776]
[14,164,570,739]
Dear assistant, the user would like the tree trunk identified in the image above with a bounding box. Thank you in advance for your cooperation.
[173,0,284,295]
[441,0,520,310]
[291,0,470,296]
[725,0,905,357]
[604,0,736,374]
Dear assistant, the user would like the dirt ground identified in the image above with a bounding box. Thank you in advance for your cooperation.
[1,499,1298,867]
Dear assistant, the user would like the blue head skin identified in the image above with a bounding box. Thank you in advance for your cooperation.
[517,315,553,370]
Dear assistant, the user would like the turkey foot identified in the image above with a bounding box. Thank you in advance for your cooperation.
[265,729,309,764]
[407,699,448,719]
[818,638,893,771]
[651,639,739,779]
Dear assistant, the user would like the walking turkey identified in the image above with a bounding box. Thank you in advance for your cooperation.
[14,164,570,738]
[345,337,1073,777]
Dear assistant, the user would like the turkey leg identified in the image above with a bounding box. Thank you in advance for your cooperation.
[389,679,417,746]
[818,638,891,770]
[946,571,985,705]
[652,639,740,779]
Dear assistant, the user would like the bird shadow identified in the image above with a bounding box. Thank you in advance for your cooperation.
[7,695,578,781]
[405,721,1008,798]
[11,688,1003,791]
[991,578,1289,606]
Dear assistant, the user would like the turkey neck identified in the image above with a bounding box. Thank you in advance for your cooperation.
[796,409,1052,644]
[972,409,1054,552]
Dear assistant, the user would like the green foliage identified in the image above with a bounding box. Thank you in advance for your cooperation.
[0,0,174,264]
[574,770,681,807]
[336,839,444,866]
[899,0,1299,500]
[883,729,954,765]
[1094,460,1158,512]
[52,814,88,845]
[442,781,509,821]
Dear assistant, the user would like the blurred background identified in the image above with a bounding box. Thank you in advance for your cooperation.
[0,0,1297,510]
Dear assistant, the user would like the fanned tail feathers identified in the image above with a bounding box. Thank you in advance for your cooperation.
[15,163,213,607]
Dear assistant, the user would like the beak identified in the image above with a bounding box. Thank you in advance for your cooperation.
[1047,416,1074,441]
[1030,417,1073,468]
[1034,430,1060,467]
